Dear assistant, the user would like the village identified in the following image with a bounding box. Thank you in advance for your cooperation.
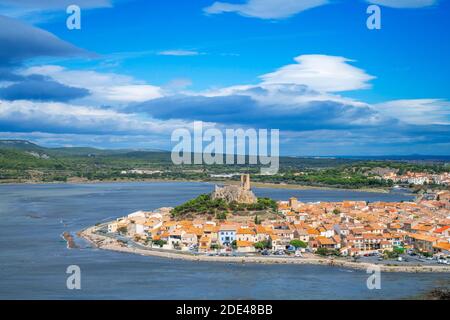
[381,171,450,186]
[97,175,450,264]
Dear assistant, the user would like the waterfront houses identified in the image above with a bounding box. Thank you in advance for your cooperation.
[382,171,450,186]
[105,190,450,258]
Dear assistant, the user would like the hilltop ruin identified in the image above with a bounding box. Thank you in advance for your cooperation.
[212,174,257,204]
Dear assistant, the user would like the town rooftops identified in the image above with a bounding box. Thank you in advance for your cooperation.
[219,224,238,231]
[433,242,450,251]
[317,237,335,245]
[411,224,434,232]
[256,225,270,234]
[408,233,439,243]
[169,229,183,236]
[434,226,450,234]
[237,227,256,235]
[237,240,254,247]
[203,225,219,233]
[307,228,320,235]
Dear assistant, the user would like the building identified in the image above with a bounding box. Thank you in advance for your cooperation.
[433,242,450,255]
[289,197,299,210]
[199,235,212,253]
[236,241,256,253]
[236,227,257,243]
[212,174,257,204]
[406,233,439,253]
[218,224,237,246]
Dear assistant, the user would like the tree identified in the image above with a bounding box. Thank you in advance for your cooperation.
[216,211,227,220]
[171,194,277,217]
[210,244,221,250]
[290,239,307,249]
[256,197,277,211]
[393,246,405,255]
[152,239,167,247]
[231,240,237,249]
[254,242,265,250]
[332,208,340,215]
[254,240,271,250]
[383,249,398,259]
[316,247,329,256]
[254,215,261,225]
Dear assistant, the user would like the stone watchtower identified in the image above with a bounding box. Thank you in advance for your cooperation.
[212,174,256,204]
[241,174,251,191]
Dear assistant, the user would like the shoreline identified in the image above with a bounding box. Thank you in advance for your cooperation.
[79,226,450,273]
[242,181,390,193]
[0,178,394,194]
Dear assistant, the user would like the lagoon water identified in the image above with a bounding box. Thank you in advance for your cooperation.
[0,182,448,299]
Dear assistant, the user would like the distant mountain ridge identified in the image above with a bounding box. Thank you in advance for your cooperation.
[0,140,169,157]
[1,140,448,185]
[0,140,46,151]
[1,140,448,160]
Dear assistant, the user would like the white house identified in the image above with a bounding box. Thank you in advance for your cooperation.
[127,210,146,219]
[218,225,237,246]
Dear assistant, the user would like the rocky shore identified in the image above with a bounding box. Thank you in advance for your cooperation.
[79,226,450,273]
[61,231,79,249]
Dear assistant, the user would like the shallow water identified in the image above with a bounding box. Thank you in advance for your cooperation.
[0,182,447,299]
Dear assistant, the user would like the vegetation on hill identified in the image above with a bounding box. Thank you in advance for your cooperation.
[251,169,394,189]
[170,194,277,218]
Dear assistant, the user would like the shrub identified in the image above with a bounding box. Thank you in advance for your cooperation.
[316,247,329,256]
[290,239,307,248]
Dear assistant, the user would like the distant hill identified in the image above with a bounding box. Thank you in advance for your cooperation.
[0,140,175,183]
[1,139,449,167]
[337,155,450,162]
[0,140,46,152]
[0,139,448,185]
[1,140,448,163]
[0,140,169,158]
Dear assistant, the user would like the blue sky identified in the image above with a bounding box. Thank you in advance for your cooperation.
[0,0,449,155]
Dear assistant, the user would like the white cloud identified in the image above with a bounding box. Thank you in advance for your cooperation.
[373,99,450,125]
[260,54,375,92]
[179,54,449,130]
[20,65,164,104]
[204,0,328,19]
[0,99,188,135]
[100,85,163,103]
[366,0,437,8]
[199,82,369,110]
[157,50,200,56]
[4,52,449,153]
[0,0,112,22]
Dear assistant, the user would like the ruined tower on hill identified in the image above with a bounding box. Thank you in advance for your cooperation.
[241,174,251,191]
[212,174,257,204]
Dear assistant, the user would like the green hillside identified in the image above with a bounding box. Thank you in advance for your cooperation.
[0,140,448,188]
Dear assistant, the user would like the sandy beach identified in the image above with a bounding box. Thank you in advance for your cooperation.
[79,226,450,273]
